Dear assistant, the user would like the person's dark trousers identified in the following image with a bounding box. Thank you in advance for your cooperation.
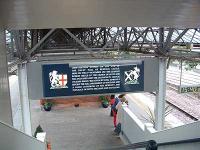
[110,109,113,116]
[114,123,121,135]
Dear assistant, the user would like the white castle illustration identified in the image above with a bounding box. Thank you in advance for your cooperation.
[124,66,140,84]
[49,70,68,89]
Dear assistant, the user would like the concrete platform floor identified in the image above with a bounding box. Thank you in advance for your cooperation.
[31,101,123,150]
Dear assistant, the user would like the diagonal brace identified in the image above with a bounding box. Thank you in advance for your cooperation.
[62,28,90,51]
[128,27,149,49]
[170,29,189,48]
[98,27,125,53]
[164,28,174,50]
[27,29,56,58]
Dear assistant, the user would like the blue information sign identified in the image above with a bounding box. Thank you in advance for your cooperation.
[42,61,144,97]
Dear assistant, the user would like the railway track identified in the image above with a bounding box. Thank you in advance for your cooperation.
[166,100,198,121]
[165,66,200,121]
[150,91,199,121]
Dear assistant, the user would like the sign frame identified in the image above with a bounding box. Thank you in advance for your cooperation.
[42,60,144,98]
[27,58,159,100]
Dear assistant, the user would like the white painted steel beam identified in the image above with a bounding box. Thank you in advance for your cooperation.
[18,64,32,136]
[1,0,200,29]
[155,58,166,131]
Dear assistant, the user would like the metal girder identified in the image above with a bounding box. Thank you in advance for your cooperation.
[26,28,56,58]
[139,28,149,51]
[123,27,128,50]
[170,29,189,48]
[31,29,38,48]
[134,27,158,46]
[127,28,133,44]
[150,27,158,44]
[13,30,24,58]
[190,29,197,43]
[164,28,174,51]
[175,29,185,43]
[62,28,91,52]
[169,50,200,58]
[98,27,125,53]
[128,28,147,49]
[6,27,200,62]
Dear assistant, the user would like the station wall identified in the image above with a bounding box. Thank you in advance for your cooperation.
[121,106,200,150]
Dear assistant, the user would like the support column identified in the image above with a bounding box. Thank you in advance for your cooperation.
[0,28,13,125]
[103,28,107,45]
[159,28,164,50]
[18,63,32,136]
[155,58,166,131]
[124,27,128,50]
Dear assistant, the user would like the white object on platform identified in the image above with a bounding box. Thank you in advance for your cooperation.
[36,132,46,142]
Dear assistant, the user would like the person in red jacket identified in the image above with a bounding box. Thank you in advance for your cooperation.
[111,94,126,128]
[111,95,120,128]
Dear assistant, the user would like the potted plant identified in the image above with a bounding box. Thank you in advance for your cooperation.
[43,100,53,111]
[99,95,109,108]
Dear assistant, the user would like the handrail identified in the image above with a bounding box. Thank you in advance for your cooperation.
[158,138,200,147]
[104,137,200,150]
[102,140,157,150]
